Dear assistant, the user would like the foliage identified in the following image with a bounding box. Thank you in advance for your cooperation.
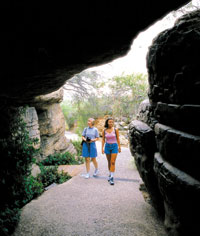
[71,139,83,157]
[0,107,73,236]
[109,73,148,119]
[63,70,102,100]
[37,166,71,188]
[0,106,39,236]
[61,72,148,134]
[60,100,77,130]
[40,151,83,166]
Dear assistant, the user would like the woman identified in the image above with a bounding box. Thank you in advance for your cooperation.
[82,118,99,179]
[102,117,121,185]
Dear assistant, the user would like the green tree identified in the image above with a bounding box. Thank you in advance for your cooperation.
[61,71,148,134]
[109,73,148,119]
[60,100,77,130]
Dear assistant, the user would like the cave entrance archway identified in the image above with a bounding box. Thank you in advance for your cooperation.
[1,1,200,235]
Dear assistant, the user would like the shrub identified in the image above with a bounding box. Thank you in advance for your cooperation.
[40,151,83,166]
[71,139,82,157]
[0,106,39,236]
[37,165,71,188]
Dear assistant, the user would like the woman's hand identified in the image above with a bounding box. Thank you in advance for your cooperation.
[118,147,121,153]
[102,149,104,154]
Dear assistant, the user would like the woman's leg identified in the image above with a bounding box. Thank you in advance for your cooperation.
[106,154,111,171]
[91,157,98,169]
[110,153,117,173]
[109,153,117,185]
[85,157,90,173]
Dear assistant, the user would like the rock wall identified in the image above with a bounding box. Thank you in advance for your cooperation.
[23,107,41,149]
[1,1,188,104]
[32,88,77,160]
[19,88,77,162]
[129,10,200,235]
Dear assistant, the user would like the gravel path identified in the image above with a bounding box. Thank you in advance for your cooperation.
[12,141,167,236]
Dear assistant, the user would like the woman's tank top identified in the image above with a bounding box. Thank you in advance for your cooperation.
[105,129,117,144]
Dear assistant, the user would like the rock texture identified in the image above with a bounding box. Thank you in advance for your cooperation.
[129,10,200,235]
[33,88,77,160]
[23,107,41,150]
[1,1,188,104]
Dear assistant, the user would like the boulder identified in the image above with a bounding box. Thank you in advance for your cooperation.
[154,153,200,236]
[129,10,200,234]
[33,88,77,160]
[129,120,164,215]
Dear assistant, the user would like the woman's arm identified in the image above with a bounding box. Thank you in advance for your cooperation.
[116,128,121,153]
[91,128,99,142]
[91,137,99,142]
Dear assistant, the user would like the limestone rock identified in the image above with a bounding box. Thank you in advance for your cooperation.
[136,99,157,129]
[94,115,110,137]
[119,134,129,146]
[23,107,41,158]
[154,123,200,181]
[1,1,188,103]
[147,10,200,105]
[154,102,200,135]
[129,10,200,234]
[23,107,40,142]
[30,88,77,160]
[154,153,200,235]
[37,103,77,159]
[31,164,41,177]
[33,88,64,108]
[129,120,164,215]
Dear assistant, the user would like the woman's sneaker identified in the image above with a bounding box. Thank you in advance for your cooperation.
[93,169,99,177]
[85,173,90,179]
[109,177,114,185]
[108,175,111,182]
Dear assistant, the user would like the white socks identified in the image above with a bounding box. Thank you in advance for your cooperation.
[110,172,114,178]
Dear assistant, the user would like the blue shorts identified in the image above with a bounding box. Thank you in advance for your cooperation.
[104,143,118,154]
[82,142,97,158]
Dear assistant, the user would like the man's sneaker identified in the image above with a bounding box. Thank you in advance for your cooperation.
[93,169,99,177]
[85,173,90,179]
[109,177,114,185]
[108,175,111,182]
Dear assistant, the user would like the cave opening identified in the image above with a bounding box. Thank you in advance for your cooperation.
[1,1,200,235]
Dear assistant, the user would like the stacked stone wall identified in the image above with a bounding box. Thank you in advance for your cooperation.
[129,10,200,235]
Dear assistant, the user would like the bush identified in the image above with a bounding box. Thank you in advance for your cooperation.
[37,165,71,188]
[0,106,39,236]
[40,151,83,166]
[71,139,82,157]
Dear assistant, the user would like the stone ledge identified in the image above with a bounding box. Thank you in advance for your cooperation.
[154,102,200,135]
[154,123,200,180]
[128,120,164,215]
[154,152,200,235]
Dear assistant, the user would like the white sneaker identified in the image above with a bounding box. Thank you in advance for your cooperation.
[93,169,99,177]
[85,173,90,179]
